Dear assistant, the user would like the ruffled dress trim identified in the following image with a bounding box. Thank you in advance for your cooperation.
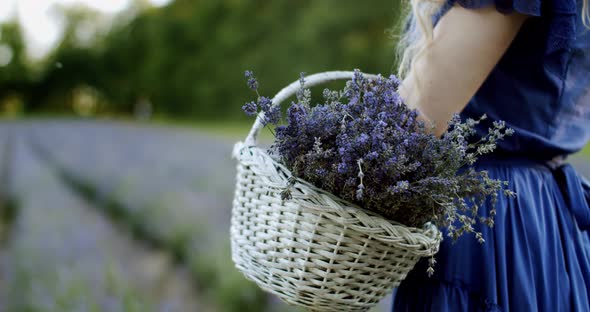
[445,0,578,54]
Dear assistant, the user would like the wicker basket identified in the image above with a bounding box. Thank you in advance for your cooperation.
[231,71,441,312]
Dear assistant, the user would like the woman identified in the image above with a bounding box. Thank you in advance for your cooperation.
[393,0,590,311]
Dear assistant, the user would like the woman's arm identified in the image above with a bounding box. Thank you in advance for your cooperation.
[399,5,528,136]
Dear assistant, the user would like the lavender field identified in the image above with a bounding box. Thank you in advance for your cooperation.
[0,120,304,312]
[0,120,588,312]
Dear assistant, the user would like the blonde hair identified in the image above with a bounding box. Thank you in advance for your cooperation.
[397,0,590,80]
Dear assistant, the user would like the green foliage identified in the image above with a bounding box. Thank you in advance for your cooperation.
[189,243,272,312]
[0,23,28,84]
[27,8,107,113]
[0,22,31,111]
[2,0,402,120]
[580,143,590,160]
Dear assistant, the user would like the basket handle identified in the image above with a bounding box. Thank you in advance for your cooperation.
[244,71,380,146]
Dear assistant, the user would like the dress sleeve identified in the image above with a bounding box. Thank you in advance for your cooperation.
[451,0,542,16]
[446,0,578,54]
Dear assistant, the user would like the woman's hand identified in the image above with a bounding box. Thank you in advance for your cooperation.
[399,5,528,136]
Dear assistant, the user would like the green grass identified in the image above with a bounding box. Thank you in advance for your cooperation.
[1,114,275,143]
[186,120,275,143]
[577,143,590,160]
[139,116,276,143]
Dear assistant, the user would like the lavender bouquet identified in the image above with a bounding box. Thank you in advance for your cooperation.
[243,69,515,242]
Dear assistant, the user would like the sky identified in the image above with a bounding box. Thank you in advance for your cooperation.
[0,0,172,60]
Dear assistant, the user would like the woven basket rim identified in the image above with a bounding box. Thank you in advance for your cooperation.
[233,141,442,251]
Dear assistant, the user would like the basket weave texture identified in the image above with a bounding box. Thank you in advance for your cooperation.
[230,71,441,311]
[231,142,441,311]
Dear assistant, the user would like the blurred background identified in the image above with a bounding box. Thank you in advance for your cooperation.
[0,1,588,312]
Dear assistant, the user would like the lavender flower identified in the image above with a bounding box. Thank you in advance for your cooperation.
[242,101,257,116]
[242,69,515,246]
[241,71,281,125]
[245,70,258,91]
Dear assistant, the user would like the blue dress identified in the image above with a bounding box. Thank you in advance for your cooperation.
[392,0,590,311]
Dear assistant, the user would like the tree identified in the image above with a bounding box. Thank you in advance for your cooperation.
[8,0,404,119]
[0,22,30,109]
